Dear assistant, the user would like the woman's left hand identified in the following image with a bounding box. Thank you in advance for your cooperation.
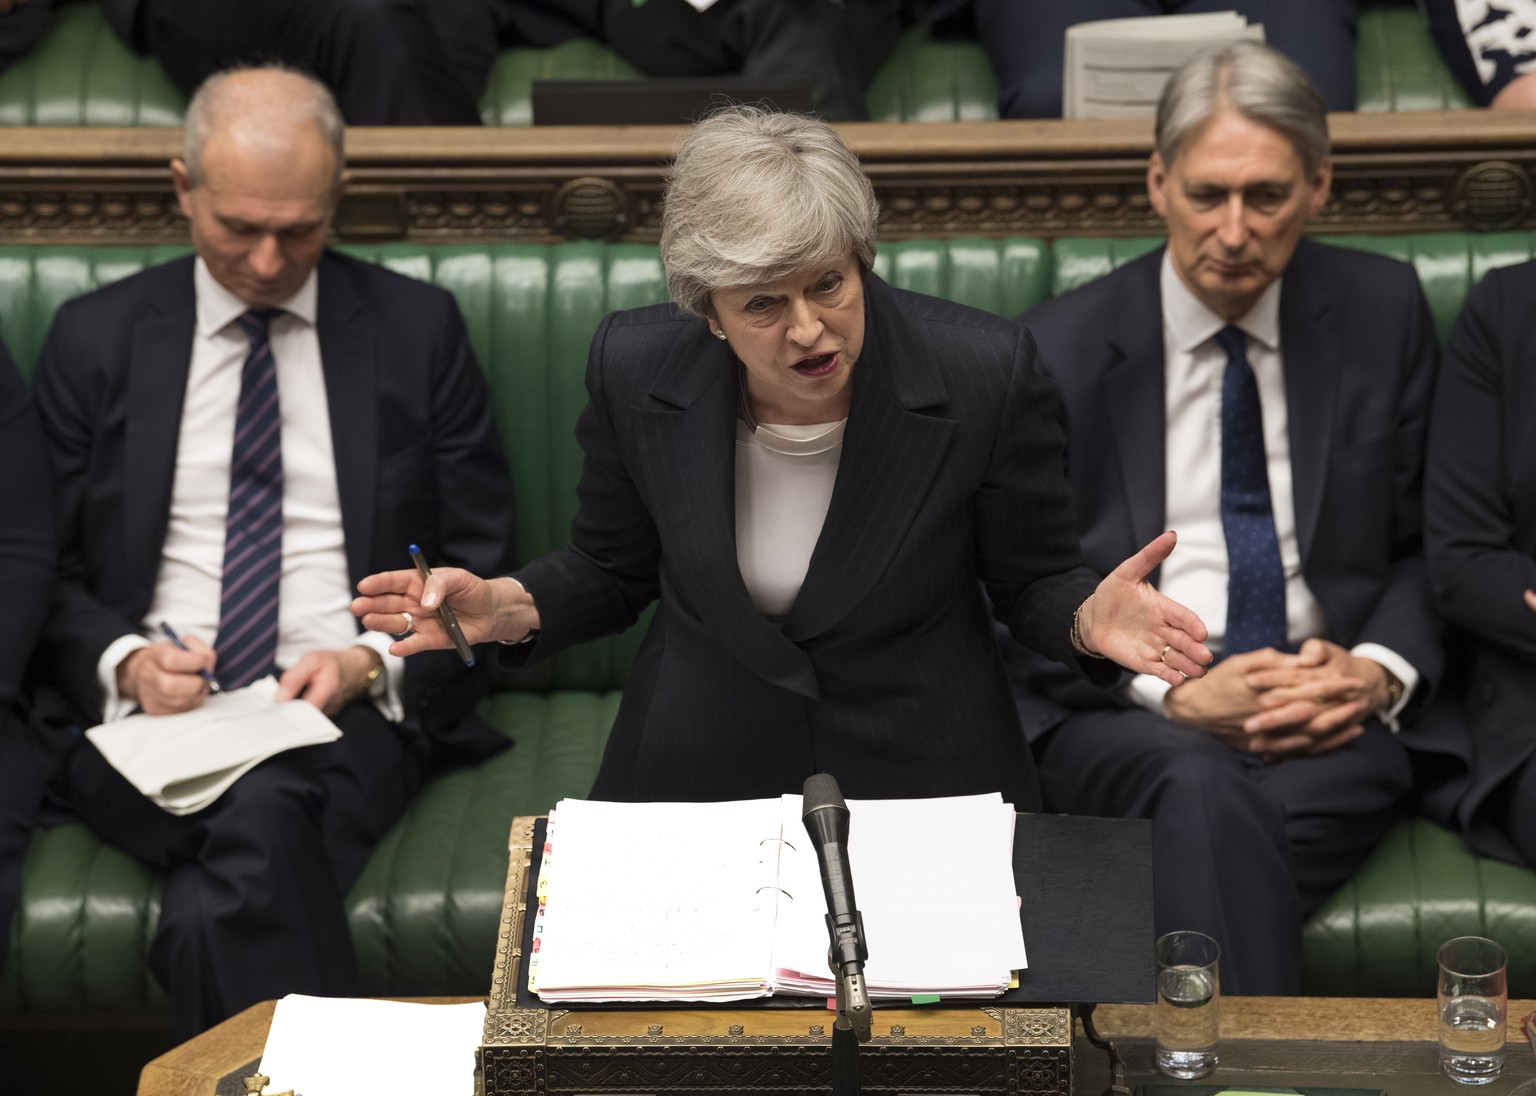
[1078,530,1212,685]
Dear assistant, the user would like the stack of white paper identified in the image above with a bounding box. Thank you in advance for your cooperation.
[531,792,1025,1005]
[258,995,486,1096]
[1064,12,1265,119]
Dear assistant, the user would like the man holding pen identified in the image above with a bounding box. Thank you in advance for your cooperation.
[27,64,514,1036]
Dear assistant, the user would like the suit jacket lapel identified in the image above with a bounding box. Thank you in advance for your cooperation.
[1278,241,1338,565]
[782,274,956,642]
[1101,254,1167,559]
[125,262,197,600]
[315,255,379,586]
[643,319,819,699]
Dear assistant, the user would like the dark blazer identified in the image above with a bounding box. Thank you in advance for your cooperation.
[30,250,516,763]
[511,272,1112,807]
[1425,259,1536,860]
[1013,239,1467,799]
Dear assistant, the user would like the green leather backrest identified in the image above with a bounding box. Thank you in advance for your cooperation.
[1356,0,1474,112]
[0,0,1468,125]
[0,3,182,125]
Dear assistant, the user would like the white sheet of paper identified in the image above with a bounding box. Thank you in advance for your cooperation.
[772,793,1026,995]
[258,995,486,1096]
[84,677,340,814]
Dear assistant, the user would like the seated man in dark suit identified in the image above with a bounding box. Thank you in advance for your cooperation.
[1006,41,1465,994]
[28,63,516,1035]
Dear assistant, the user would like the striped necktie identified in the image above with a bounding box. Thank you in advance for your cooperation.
[1215,324,1287,656]
[214,307,284,690]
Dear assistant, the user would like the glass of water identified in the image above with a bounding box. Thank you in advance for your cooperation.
[1154,930,1220,1079]
[1438,935,1509,1085]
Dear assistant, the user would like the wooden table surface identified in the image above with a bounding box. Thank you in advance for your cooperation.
[137,995,1536,1095]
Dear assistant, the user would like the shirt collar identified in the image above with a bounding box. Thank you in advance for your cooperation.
[193,258,319,337]
[1160,250,1282,355]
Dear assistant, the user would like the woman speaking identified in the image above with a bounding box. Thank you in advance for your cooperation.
[354,106,1210,806]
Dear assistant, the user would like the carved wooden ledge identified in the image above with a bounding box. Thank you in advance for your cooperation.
[1,110,1532,245]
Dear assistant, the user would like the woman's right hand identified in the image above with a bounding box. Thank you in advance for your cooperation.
[352,568,539,656]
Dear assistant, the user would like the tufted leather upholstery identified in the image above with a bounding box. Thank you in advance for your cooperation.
[0,0,1468,126]
[4,233,1535,1020]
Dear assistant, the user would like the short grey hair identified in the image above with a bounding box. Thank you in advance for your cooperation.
[660,106,879,319]
[1155,41,1329,175]
[183,63,345,187]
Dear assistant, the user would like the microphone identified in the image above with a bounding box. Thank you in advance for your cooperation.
[802,773,871,1041]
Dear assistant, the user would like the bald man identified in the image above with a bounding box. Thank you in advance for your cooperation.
[28,64,515,1035]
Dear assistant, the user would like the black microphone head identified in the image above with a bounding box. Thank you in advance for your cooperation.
[802,772,847,816]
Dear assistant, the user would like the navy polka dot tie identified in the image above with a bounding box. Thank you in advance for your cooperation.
[1216,324,1286,656]
[213,308,284,690]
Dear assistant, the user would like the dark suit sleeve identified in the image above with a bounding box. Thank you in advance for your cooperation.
[979,326,1115,683]
[1344,265,1445,690]
[0,343,53,712]
[508,310,661,658]
[30,300,146,714]
[1425,266,1536,660]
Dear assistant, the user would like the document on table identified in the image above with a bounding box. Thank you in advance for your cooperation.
[258,994,486,1096]
[84,677,340,815]
[530,792,1026,1004]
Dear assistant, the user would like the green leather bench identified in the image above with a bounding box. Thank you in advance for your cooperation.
[3,232,1534,1026]
[0,0,1470,127]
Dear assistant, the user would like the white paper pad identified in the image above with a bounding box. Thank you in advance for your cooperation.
[258,995,486,1096]
[84,677,340,814]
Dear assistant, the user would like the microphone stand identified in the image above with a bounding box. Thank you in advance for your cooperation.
[830,949,872,1096]
[802,773,872,1096]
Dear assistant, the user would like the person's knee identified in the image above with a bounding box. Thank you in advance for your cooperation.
[318,0,428,45]
[0,0,53,68]
[1144,742,1283,836]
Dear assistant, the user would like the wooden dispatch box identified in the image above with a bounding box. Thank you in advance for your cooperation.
[479,816,1075,1096]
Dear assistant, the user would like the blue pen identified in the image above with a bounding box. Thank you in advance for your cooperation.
[408,544,476,667]
[158,621,223,694]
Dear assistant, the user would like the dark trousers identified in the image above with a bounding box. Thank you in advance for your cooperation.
[136,0,484,124]
[66,700,424,1037]
[972,0,1359,117]
[425,0,903,122]
[0,0,53,72]
[1033,707,1410,995]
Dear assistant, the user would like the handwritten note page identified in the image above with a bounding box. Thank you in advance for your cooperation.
[533,798,787,1001]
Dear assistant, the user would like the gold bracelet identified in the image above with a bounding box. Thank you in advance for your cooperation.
[1070,599,1105,659]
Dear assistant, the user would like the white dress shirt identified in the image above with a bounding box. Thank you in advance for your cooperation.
[97,259,403,721]
[1123,253,1417,724]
